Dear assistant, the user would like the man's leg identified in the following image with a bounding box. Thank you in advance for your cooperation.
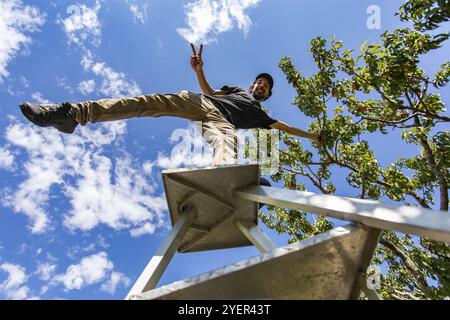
[72,90,208,125]
[200,120,238,166]
[19,91,209,133]
[186,96,238,166]
[76,90,240,164]
[200,118,271,209]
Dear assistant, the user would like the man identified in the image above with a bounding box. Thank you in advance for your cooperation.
[19,44,321,165]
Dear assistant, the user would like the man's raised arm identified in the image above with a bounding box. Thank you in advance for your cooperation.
[190,44,224,95]
[270,120,322,144]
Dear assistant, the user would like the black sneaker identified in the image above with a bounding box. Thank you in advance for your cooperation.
[19,102,78,134]
[258,177,271,209]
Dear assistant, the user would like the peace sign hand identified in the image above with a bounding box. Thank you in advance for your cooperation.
[190,43,204,73]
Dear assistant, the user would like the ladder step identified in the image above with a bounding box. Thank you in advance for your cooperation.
[133,224,380,300]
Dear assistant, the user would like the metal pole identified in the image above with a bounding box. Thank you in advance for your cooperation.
[235,185,450,243]
[234,220,277,253]
[125,205,198,300]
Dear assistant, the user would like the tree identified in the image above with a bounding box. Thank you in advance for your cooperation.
[397,0,450,31]
[260,0,450,299]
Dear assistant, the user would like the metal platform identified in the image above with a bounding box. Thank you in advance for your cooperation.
[135,224,380,300]
[162,164,260,252]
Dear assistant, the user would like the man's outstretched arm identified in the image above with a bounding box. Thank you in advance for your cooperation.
[195,69,219,95]
[269,120,322,144]
[190,44,224,95]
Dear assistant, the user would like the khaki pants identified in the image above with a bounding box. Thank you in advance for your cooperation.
[72,90,237,165]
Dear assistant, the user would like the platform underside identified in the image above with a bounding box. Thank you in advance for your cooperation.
[162,164,260,253]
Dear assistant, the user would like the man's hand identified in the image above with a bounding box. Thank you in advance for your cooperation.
[190,43,204,73]
[190,43,217,95]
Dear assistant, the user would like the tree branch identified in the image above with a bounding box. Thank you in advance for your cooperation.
[361,112,419,125]
[281,166,330,194]
[413,115,449,211]
[410,191,432,209]
[392,289,422,300]
[280,149,331,165]
[322,147,431,209]
[379,237,431,295]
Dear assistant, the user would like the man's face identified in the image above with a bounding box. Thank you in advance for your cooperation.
[250,77,271,101]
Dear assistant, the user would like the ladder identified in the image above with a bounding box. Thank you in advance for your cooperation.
[125,164,450,300]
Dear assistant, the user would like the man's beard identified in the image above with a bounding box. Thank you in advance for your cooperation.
[252,88,265,101]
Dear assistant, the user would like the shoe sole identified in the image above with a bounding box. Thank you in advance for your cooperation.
[19,103,76,134]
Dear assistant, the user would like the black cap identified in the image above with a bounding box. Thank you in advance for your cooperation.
[255,73,274,90]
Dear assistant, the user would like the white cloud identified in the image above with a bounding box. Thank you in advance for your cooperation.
[53,252,127,293]
[126,0,149,24]
[100,271,130,295]
[57,2,141,99]
[80,49,142,97]
[78,79,96,95]
[66,236,109,261]
[66,241,101,261]
[1,123,65,233]
[35,263,56,281]
[177,0,261,44]
[45,252,59,264]
[0,0,46,80]
[0,263,35,300]
[0,263,26,290]
[57,1,102,47]
[20,75,29,87]
[0,147,15,171]
[130,222,155,237]
[56,76,74,94]
[40,285,49,295]
[31,92,51,104]
[54,252,112,290]
[96,235,110,249]
[142,161,154,175]
[3,74,30,97]
[1,118,167,235]
[63,155,167,233]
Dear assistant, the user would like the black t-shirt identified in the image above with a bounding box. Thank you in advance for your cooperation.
[203,86,277,129]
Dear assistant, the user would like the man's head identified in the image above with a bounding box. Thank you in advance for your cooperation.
[249,73,274,102]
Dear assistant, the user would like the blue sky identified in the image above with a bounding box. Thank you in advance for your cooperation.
[0,0,448,300]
